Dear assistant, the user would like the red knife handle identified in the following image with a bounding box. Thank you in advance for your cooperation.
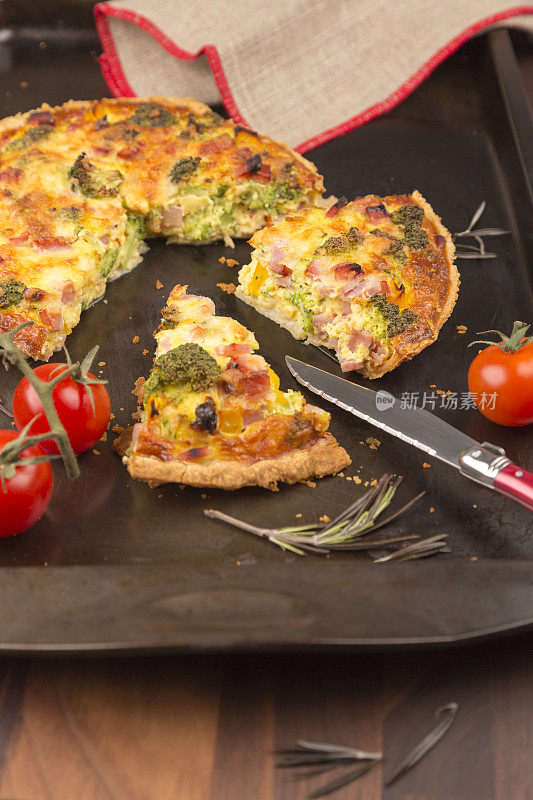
[493,463,533,511]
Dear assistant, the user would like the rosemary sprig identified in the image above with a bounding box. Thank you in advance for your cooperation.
[453,200,509,259]
[205,474,430,557]
[0,322,86,480]
[385,702,458,786]
[277,702,458,797]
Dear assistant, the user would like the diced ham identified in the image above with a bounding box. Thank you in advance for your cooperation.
[340,360,363,372]
[61,281,77,305]
[269,261,291,276]
[341,300,352,316]
[215,342,252,357]
[179,446,209,460]
[365,204,388,222]
[199,134,233,156]
[0,167,22,184]
[380,279,389,294]
[312,311,334,328]
[435,234,445,248]
[344,275,382,299]
[161,205,184,228]
[269,241,287,270]
[242,409,264,427]
[39,309,63,331]
[304,258,321,278]
[24,287,45,302]
[348,330,373,350]
[326,197,348,217]
[334,262,362,280]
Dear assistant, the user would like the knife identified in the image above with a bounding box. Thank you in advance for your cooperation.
[286,356,533,512]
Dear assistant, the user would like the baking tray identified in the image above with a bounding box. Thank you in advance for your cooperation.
[0,10,532,652]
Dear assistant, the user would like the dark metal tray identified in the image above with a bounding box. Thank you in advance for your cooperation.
[0,12,532,651]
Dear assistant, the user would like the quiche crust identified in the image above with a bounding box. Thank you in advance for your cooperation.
[125,431,349,490]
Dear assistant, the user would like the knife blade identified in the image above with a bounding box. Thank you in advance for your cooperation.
[286,356,533,511]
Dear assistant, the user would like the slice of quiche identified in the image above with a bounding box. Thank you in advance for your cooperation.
[0,97,323,359]
[236,192,459,378]
[123,285,350,490]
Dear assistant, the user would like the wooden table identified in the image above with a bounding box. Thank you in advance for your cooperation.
[0,632,530,800]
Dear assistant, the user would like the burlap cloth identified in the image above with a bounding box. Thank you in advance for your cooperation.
[94,1,533,152]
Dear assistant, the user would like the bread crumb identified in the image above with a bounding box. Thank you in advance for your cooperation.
[236,560,242,566]
[20,81,29,89]
[201,493,207,499]
[295,513,302,518]
[132,335,139,344]
[112,424,124,434]
[97,361,105,367]
[131,409,141,421]
[422,462,431,469]
[155,280,163,289]
[39,41,47,49]
[359,441,364,445]
[226,258,239,267]
[100,432,107,442]
[346,476,352,481]
[366,436,381,448]
[338,471,344,477]
[158,494,163,498]
[217,282,236,294]
[219,256,226,264]
[143,349,149,356]
[110,412,115,419]
[430,384,436,389]
[364,481,369,487]
[470,556,478,561]
[353,476,362,484]
[92,449,100,456]
[473,504,477,509]
[301,479,316,488]
[429,506,435,513]
[457,325,467,334]
[370,479,378,487]
[319,514,331,523]
[436,389,443,395]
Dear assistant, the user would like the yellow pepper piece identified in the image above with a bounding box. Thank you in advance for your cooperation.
[269,368,280,391]
[248,260,268,296]
[218,408,243,435]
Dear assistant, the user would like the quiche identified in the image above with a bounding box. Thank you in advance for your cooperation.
[236,192,459,378]
[0,97,323,360]
[123,285,350,490]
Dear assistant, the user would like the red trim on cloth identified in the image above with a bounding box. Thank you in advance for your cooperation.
[94,3,248,125]
[94,3,533,153]
[296,5,533,153]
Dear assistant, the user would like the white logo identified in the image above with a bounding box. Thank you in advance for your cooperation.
[375,390,396,411]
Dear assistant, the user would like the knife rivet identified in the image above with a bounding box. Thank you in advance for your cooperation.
[515,470,524,477]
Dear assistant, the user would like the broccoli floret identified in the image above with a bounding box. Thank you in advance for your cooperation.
[69,153,123,198]
[0,280,25,308]
[118,216,146,273]
[390,205,428,250]
[7,125,53,152]
[390,205,425,227]
[403,226,429,249]
[370,293,418,337]
[145,343,221,396]
[128,103,176,128]
[286,291,314,332]
[169,156,201,183]
[321,227,362,256]
[100,245,120,278]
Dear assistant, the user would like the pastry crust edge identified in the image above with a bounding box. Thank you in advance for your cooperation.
[124,433,351,491]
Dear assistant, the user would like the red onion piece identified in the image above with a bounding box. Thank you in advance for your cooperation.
[365,204,388,222]
[326,196,348,217]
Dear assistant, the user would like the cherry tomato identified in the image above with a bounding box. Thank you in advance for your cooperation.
[12,363,111,454]
[468,327,533,427]
[0,430,53,537]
